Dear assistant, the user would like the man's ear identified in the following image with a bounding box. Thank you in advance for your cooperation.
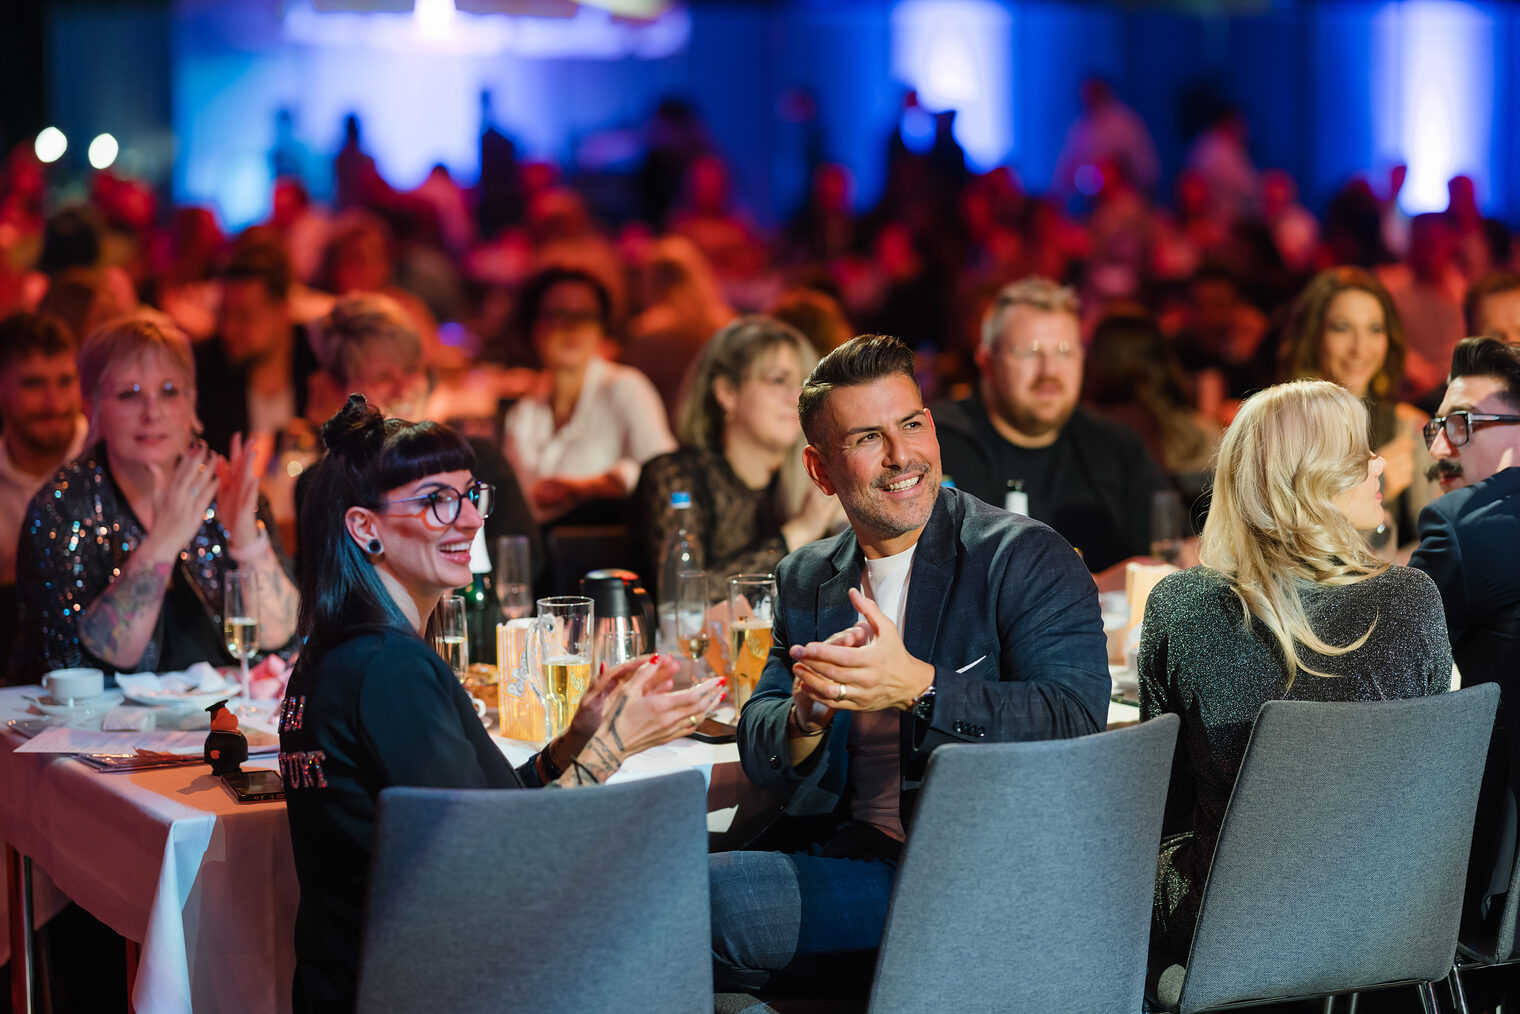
[972,345,991,377]
[802,444,836,496]
[345,507,382,552]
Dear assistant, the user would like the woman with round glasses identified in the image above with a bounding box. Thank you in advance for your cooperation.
[1138,380,1451,957]
[1281,266,1436,547]
[16,314,298,681]
[280,395,725,1013]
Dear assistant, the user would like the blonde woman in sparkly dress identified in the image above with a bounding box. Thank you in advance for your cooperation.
[14,315,297,681]
[1138,379,1452,956]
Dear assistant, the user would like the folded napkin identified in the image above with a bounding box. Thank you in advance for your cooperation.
[114,662,228,699]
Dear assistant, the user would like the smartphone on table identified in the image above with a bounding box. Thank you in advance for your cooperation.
[220,770,285,804]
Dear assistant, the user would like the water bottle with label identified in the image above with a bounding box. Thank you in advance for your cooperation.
[658,491,704,652]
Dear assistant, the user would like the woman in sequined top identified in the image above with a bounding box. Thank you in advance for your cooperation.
[633,316,841,594]
[1138,380,1452,956]
[14,316,298,682]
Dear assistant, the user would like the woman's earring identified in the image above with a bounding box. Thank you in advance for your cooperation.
[367,538,383,555]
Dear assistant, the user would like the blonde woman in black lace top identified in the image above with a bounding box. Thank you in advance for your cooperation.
[633,316,841,587]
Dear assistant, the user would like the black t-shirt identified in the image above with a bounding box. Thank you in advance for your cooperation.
[936,397,1167,572]
[279,624,533,1014]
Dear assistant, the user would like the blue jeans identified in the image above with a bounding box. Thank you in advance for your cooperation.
[710,847,898,995]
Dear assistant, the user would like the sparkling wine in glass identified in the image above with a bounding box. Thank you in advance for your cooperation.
[223,571,261,716]
[494,535,533,621]
[676,570,710,684]
[433,595,469,676]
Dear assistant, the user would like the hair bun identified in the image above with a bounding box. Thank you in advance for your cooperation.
[318,394,385,458]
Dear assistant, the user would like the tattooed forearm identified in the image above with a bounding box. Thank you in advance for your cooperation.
[78,559,174,667]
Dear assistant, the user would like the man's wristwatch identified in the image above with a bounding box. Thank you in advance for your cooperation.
[911,682,936,722]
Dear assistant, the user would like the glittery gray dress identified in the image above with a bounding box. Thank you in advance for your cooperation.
[1138,565,1453,955]
[12,444,289,683]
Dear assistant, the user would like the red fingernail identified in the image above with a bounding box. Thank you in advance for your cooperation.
[649,653,660,664]
[718,677,728,687]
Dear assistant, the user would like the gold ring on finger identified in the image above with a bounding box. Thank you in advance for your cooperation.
[688,714,699,727]
[837,682,847,702]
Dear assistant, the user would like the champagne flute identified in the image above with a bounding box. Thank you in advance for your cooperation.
[433,595,469,675]
[433,595,486,722]
[494,535,533,621]
[727,574,777,716]
[676,570,710,685]
[223,571,261,717]
[531,596,594,738]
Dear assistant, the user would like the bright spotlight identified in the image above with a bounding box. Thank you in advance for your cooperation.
[34,127,67,164]
[87,133,119,170]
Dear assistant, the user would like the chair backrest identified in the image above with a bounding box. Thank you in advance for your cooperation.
[1175,684,1500,1013]
[545,525,636,597]
[867,715,1180,1014]
[355,770,711,1014]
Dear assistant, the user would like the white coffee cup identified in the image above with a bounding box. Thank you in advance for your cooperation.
[42,668,105,706]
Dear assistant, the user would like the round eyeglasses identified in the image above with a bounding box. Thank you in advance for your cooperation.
[382,480,496,524]
[1422,409,1520,449]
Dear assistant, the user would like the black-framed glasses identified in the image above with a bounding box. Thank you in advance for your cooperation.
[382,480,496,524]
[1422,410,1520,448]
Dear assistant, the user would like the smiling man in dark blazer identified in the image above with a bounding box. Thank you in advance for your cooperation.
[711,334,1109,997]
[1410,335,1520,946]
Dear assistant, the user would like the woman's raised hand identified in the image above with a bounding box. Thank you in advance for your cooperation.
[142,440,219,560]
[216,432,265,550]
[560,655,726,783]
[599,657,726,757]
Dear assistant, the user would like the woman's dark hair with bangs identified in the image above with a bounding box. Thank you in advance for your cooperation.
[293,395,475,666]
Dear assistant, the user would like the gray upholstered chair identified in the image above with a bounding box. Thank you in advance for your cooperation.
[355,770,711,1014]
[1151,684,1500,1014]
[715,718,1180,1014]
[1447,808,1520,1013]
[866,715,1180,1013]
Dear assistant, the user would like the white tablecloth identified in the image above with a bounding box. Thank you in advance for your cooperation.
[0,685,1136,1013]
[0,686,739,1014]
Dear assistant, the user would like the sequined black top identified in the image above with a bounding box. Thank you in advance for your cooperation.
[13,444,288,683]
[1138,564,1453,955]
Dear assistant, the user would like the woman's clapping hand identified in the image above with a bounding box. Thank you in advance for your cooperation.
[559,654,726,782]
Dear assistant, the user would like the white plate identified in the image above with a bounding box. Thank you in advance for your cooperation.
[30,690,124,717]
[119,682,241,710]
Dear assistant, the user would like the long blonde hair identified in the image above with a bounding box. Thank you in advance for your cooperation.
[676,315,818,515]
[1199,380,1388,686]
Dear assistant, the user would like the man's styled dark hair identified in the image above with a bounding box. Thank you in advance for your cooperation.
[1464,271,1520,336]
[222,238,292,303]
[0,312,75,372]
[798,333,917,445]
[1450,335,1520,410]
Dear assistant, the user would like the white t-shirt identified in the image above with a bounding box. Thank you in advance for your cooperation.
[848,543,917,843]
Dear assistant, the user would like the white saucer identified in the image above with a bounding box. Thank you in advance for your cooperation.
[30,690,124,717]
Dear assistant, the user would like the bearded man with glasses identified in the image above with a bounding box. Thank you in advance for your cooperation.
[1410,335,1520,948]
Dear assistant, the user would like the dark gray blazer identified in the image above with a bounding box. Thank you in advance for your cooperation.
[736,486,1109,847]
[1410,466,1520,930]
